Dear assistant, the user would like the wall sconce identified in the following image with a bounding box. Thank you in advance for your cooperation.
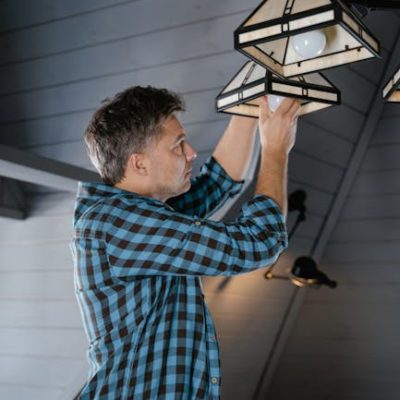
[216,61,340,118]
[264,189,337,289]
[234,0,380,78]
[382,64,400,102]
[290,256,337,288]
[265,255,337,289]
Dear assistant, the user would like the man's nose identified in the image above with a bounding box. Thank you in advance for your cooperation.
[184,142,197,162]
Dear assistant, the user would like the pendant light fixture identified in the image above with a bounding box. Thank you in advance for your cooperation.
[216,61,340,118]
[234,0,381,79]
[383,64,400,102]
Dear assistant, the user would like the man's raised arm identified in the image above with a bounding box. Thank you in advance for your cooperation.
[212,115,258,182]
[212,97,299,217]
[255,96,300,217]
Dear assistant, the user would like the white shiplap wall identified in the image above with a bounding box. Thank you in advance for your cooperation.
[0,1,399,399]
[0,193,87,400]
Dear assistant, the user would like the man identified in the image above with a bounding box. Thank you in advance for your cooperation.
[71,86,299,399]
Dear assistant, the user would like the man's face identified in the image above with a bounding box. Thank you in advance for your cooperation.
[145,114,197,201]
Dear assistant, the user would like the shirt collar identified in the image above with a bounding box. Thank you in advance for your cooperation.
[77,181,169,208]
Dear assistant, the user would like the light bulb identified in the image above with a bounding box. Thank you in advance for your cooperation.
[292,30,326,59]
[268,95,285,112]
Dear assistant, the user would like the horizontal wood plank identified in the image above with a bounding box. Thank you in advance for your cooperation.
[0,0,130,34]
[0,356,86,388]
[323,241,400,264]
[324,66,376,114]
[0,10,247,96]
[303,104,365,143]
[0,0,257,66]
[340,193,400,220]
[350,170,400,196]
[0,300,83,329]
[372,116,400,145]
[0,271,75,300]
[330,218,400,242]
[360,143,400,171]
[0,385,62,400]
[0,328,86,358]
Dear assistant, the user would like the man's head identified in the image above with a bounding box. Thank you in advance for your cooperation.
[84,86,197,201]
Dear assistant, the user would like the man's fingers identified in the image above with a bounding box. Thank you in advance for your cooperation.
[259,95,300,123]
[259,96,271,121]
[287,99,301,118]
[276,97,295,114]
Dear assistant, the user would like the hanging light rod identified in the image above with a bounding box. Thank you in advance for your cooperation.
[344,0,400,9]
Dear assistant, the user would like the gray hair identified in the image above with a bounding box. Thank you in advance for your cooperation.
[84,86,185,185]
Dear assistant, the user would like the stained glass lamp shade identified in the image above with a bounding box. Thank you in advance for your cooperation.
[216,61,340,118]
[234,0,380,79]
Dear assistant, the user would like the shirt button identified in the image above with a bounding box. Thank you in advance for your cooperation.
[211,377,218,385]
[209,334,215,341]
[195,221,201,226]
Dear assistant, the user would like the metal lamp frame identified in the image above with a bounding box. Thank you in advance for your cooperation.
[383,64,400,102]
[216,61,341,118]
[234,0,381,78]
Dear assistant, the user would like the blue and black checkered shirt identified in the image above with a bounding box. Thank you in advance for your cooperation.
[70,156,288,399]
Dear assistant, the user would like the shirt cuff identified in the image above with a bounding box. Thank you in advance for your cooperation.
[241,194,288,249]
[200,155,245,198]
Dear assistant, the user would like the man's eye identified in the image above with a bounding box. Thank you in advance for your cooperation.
[175,141,184,153]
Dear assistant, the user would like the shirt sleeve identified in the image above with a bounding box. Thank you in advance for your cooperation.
[104,194,288,278]
[165,155,244,218]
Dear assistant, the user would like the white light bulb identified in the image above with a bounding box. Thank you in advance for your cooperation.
[292,30,326,59]
[268,95,285,112]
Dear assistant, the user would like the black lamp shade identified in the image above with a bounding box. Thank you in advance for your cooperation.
[234,0,380,78]
[216,61,341,118]
[383,64,400,102]
[290,256,337,288]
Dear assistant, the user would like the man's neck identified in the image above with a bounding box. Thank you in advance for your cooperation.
[114,181,166,202]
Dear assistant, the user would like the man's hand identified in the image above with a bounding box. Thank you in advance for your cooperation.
[254,96,300,217]
[258,96,300,155]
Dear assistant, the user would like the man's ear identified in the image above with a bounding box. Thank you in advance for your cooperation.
[128,153,149,176]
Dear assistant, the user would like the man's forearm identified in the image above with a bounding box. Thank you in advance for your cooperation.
[255,149,288,217]
[254,97,299,218]
[212,116,257,181]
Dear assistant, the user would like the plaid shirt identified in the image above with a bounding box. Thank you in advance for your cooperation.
[70,156,287,399]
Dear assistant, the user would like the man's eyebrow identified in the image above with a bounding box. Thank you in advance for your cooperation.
[173,133,186,144]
